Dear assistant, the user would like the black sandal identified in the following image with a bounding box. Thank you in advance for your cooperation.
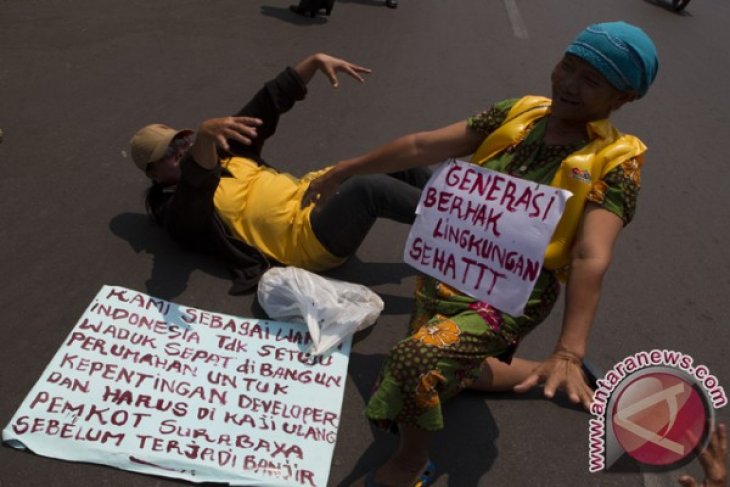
[290,4,317,17]
[290,0,334,16]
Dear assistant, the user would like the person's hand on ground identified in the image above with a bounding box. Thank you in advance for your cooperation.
[513,350,594,410]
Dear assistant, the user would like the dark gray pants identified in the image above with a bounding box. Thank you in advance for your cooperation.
[310,168,432,257]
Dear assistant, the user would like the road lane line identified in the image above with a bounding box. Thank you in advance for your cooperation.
[503,0,529,39]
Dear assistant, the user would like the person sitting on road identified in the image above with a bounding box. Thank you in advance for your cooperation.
[130,53,432,294]
[303,22,659,486]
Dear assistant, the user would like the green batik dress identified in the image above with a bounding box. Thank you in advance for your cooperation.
[365,98,642,432]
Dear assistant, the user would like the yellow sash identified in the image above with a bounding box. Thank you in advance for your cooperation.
[471,96,646,271]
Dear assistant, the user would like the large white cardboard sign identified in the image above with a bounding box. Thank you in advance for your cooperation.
[404,159,572,316]
[2,285,351,486]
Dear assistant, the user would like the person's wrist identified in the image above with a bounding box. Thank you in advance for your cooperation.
[554,336,587,359]
[331,160,353,182]
[312,53,326,69]
[552,346,583,364]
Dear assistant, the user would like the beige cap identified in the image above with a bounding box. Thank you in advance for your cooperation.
[129,124,192,171]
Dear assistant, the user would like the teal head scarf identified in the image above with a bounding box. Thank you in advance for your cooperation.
[566,21,659,98]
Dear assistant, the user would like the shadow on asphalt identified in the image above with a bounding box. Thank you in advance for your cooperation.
[324,256,418,316]
[335,377,503,486]
[336,0,389,5]
[324,255,418,287]
[109,212,230,300]
[259,5,328,25]
[337,353,593,485]
[110,213,418,314]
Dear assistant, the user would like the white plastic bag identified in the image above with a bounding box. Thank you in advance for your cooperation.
[257,266,384,355]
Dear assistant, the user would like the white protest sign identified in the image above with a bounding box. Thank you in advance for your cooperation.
[2,285,351,487]
[404,159,572,316]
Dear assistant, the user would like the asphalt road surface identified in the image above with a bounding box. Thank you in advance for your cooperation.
[1,0,728,486]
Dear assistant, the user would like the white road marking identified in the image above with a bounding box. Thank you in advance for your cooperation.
[503,0,529,39]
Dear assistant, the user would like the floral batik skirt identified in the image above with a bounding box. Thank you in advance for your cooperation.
[365,271,560,431]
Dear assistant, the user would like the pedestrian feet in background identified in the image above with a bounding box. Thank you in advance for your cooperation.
[289,0,399,17]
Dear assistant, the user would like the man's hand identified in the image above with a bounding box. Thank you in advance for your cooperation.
[513,350,594,411]
[295,53,371,88]
[197,116,263,151]
[314,53,371,88]
[190,116,262,170]
[679,423,728,487]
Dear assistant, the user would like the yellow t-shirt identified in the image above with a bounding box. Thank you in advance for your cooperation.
[213,157,346,271]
